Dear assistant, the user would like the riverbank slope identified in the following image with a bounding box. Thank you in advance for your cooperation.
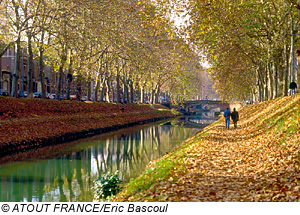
[0,97,178,160]
[111,94,300,202]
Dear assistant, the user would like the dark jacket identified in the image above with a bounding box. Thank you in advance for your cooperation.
[231,110,239,122]
[290,82,297,89]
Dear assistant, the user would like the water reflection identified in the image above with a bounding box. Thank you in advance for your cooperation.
[179,112,219,127]
[0,116,217,202]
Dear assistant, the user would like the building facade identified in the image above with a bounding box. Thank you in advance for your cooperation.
[0,47,55,95]
[1,47,97,100]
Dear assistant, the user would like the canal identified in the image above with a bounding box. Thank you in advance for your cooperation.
[0,114,218,202]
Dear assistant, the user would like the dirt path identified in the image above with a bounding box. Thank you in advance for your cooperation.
[145,103,300,202]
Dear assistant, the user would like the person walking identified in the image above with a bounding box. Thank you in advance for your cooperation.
[223,108,231,129]
[231,108,239,129]
[289,81,297,95]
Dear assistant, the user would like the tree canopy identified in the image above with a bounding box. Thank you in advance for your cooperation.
[2,0,299,102]
[0,0,206,103]
[179,0,300,101]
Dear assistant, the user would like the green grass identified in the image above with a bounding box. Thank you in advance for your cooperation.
[127,158,183,192]
[116,155,186,201]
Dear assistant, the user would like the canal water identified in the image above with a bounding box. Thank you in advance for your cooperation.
[0,114,218,202]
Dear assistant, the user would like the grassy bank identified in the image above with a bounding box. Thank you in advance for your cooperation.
[0,97,178,160]
[111,94,300,202]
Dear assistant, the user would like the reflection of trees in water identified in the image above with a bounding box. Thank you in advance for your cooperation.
[90,125,196,183]
[179,113,218,126]
[0,153,94,202]
[0,124,196,202]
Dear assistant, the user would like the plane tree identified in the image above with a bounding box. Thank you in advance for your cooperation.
[0,0,206,104]
[2,0,26,97]
[183,0,299,101]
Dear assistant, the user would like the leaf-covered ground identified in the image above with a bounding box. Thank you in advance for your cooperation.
[0,97,176,161]
[111,94,300,202]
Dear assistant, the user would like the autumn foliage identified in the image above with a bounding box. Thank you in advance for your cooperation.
[111,94,300,202]
[0,97,176,158]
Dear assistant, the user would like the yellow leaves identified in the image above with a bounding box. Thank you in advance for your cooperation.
[112,95,300,202]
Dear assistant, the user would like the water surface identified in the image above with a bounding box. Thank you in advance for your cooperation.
[0,115,217,202]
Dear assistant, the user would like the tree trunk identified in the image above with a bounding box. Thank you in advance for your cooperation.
[140,85,145,103]
[116,67,120,103]
[297,50,300,93]
[87,74,92,101]
[278,62,283,97]
[11,38,20,98]
[155,85,160,104]
[94,76,100,102]
[96,76,106,102]
[27,34,34,98]
[136,83,141,103]
[268,62,273,100]
[264,66,268,101]
[105,80,110,102]
[39,45,46,99]
[257,63,264,102]
[66,50,73,100]
[56,47,67,100]
[258,79,263,102]
[130,81,134,103]
[57,65,63,99]
[151,89,155,104]
[94,58,104,101]
[283,43,289,96]
[99,85,104,101]
[66,73,72,100]
[272,61,278,99]
[76,73,82,101]
[290,19,295,83]
[124,81,129,103]
[94,80,99,102]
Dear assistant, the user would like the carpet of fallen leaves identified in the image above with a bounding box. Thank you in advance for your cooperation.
[112,94,300,202]
[0,97,176,160]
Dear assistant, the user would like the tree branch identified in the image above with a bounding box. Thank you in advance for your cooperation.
[0,41,15,57]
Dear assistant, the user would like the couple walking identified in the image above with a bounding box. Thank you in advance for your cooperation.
[223,107,239,129]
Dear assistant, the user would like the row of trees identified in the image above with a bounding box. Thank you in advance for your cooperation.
[4,0,300,103]
[174,0,300,101]
[0,0,203,103]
